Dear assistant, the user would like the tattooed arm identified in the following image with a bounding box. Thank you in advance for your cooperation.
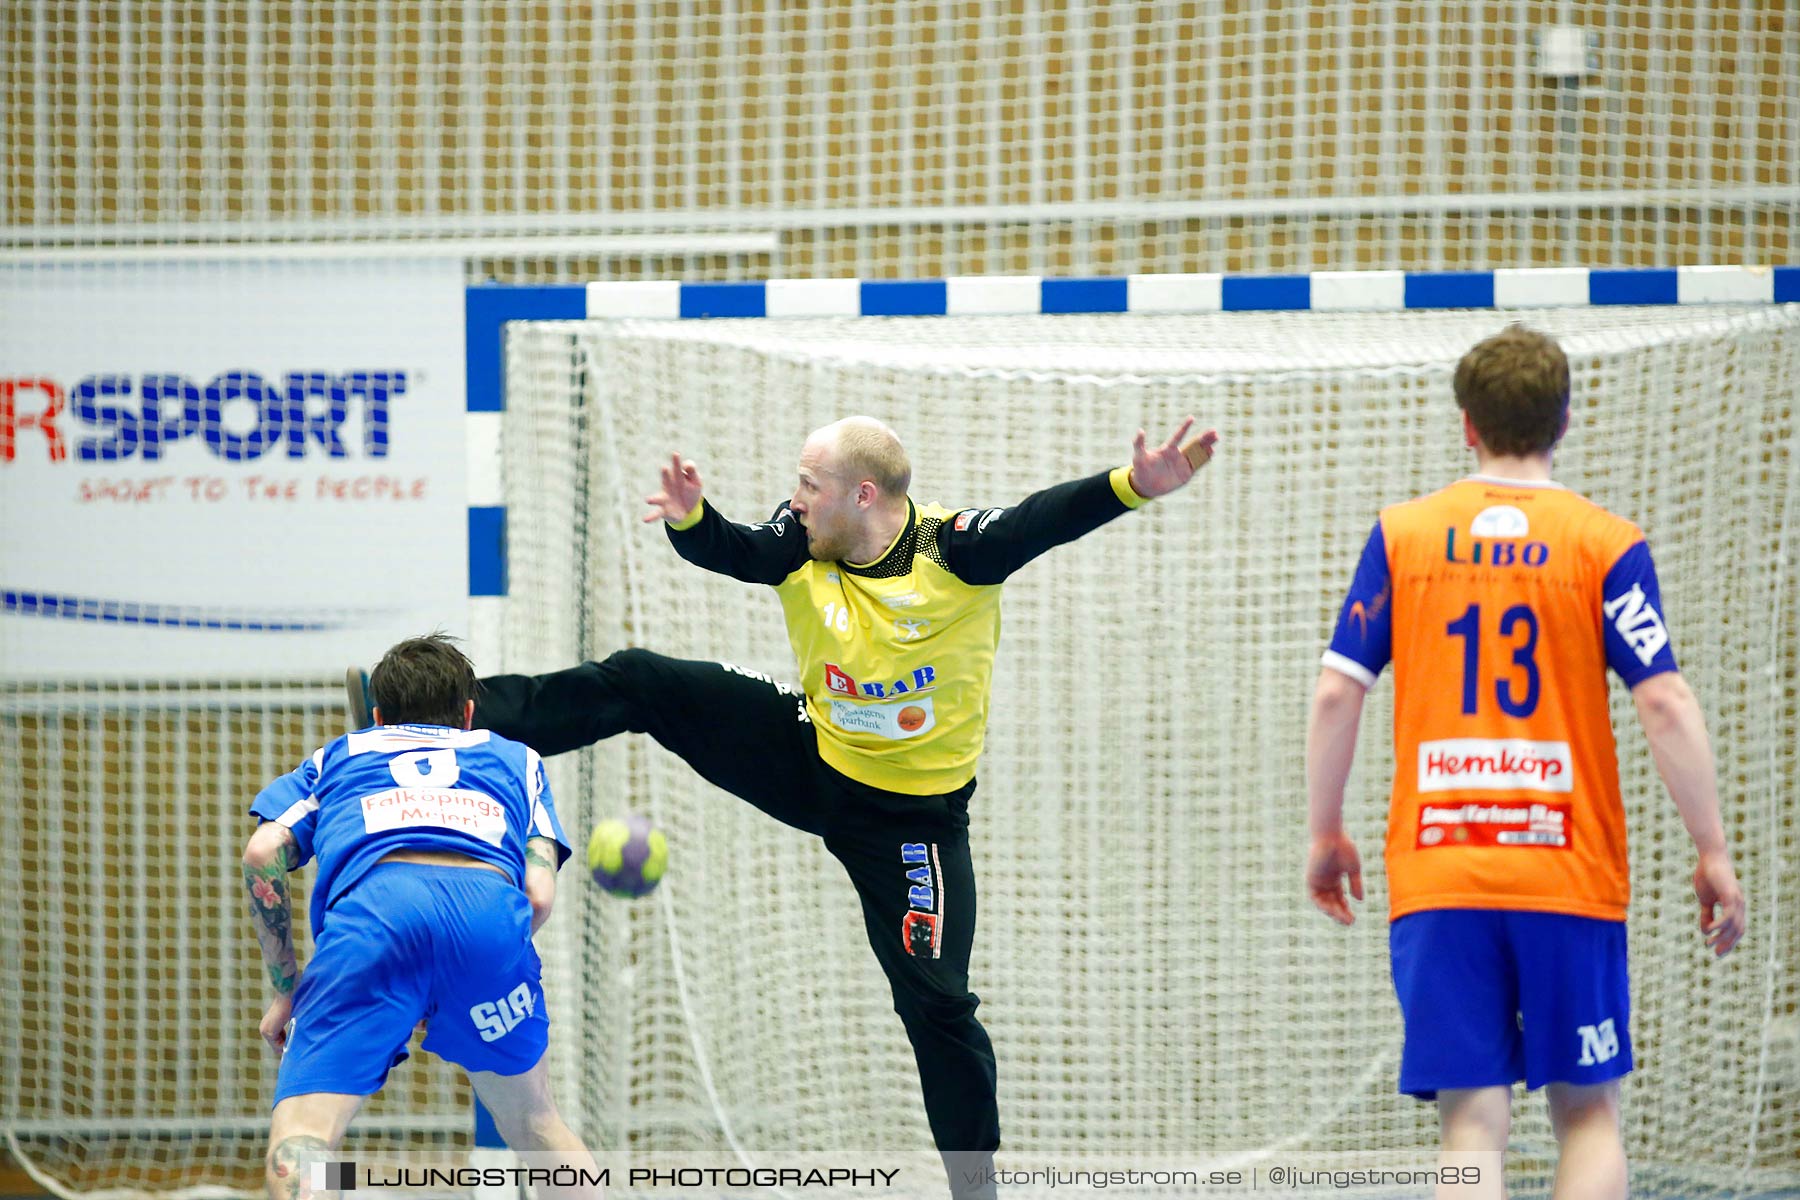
[243,820,302,1053]
[525,836,559,935]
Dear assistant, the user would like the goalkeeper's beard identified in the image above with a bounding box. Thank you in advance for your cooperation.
[804,526,858,564]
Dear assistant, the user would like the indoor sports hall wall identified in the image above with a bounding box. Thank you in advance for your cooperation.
[3,2,1796,278]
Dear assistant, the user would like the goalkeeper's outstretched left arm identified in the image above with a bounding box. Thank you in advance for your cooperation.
[939,419,1220,585]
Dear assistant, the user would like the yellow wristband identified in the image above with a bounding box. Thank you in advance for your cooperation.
[668,498,706,532]
[1110,465,1152,509]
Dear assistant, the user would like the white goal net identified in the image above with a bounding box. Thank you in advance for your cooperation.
[4,301,1795,1200]
[495,304,1800,1198]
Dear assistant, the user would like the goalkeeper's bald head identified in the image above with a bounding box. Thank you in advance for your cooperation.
[811,415,912,503]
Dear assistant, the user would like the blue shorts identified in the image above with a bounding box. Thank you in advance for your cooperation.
[275,863,549,1104]
[1389,908,1631,1100]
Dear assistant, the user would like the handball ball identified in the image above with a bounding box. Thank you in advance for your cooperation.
[586,814,668,898]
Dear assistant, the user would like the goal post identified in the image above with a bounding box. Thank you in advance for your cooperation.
[493,270,1800,1197]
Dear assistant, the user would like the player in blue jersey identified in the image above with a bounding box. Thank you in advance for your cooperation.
[244,635,597,1200]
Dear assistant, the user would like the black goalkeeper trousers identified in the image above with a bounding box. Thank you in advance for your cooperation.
[476,648,1002,1162]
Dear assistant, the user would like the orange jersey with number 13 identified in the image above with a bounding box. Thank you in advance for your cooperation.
[1323,476,1680,923]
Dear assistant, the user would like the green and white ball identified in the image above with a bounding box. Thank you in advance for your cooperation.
[586,814,667,898]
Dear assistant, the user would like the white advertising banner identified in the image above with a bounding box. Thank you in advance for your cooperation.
[0,258,467,680]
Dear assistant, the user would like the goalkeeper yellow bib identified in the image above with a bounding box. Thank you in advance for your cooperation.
[774,502,1002,796]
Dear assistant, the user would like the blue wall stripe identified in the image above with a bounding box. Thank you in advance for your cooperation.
[468,506,507,597]
[1404,272,1495,309]
[1042,277,1129,314]
[1221,275,1311,312]
[1,590,334,632]
[861,279,948,316]
[1775,266,1800,304]
[680,281,767,319]
[465,285,586,413]
[1589,269,1679,306]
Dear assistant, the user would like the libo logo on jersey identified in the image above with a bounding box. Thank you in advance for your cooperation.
[0,371,407,463]
[1444,527,1550,567]
[1444,504,1551,567]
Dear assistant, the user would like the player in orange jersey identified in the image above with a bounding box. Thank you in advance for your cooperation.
[1304,324,1745,1200]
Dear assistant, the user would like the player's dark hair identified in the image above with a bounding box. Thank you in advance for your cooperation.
[369,633,479,728]
[1453,324,1571,457]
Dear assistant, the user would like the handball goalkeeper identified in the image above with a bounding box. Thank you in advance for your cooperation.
[417,416,1216,1199]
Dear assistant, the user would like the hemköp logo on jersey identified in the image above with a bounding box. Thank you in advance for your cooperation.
[0,370,408,463]
[1417,737,1574,793]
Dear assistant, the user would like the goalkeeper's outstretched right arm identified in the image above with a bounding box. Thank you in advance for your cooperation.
[645,452,811,585]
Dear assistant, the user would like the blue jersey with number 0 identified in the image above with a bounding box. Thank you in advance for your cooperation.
[250,725,571,934]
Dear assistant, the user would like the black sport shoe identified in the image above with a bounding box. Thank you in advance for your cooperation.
[345,666,373,731]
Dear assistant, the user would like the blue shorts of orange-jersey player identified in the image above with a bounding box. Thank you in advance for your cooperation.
[1389,908,1632,1100]
[274,862,548,1103]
